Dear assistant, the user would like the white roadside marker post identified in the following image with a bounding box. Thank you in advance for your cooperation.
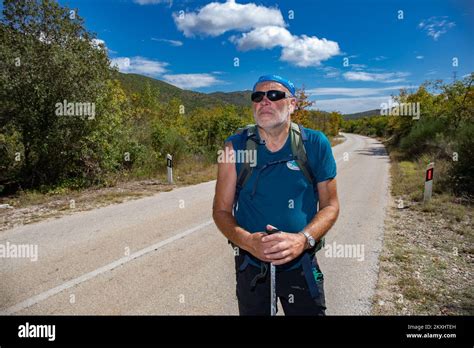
[423,162,434,203]
[167,154,173,184]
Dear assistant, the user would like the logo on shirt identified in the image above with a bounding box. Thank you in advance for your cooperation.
[286,160,300,171]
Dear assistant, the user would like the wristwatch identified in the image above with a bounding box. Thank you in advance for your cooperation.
[301,231,316,249]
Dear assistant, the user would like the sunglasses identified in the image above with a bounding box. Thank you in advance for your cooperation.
[251,90,291,103]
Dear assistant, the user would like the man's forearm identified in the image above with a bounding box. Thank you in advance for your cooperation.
[213,210,252,251]
[301,205,339,242]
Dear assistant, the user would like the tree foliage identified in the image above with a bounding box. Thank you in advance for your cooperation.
[0,0,114,189]
[341,74,474,198]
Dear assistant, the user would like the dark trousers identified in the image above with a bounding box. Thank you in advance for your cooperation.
[235,254,326,316]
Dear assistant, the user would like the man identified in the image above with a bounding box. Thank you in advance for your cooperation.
[213,75,339,315]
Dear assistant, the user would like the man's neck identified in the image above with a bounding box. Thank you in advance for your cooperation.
[257,121,291,152]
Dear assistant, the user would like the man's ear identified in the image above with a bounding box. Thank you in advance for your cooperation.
[289,97,297,114]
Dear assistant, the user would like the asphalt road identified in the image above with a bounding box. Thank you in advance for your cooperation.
[0,132,390,315]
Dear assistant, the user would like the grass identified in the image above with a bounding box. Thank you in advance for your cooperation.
[330,137,345,147]
[174,159,217,185]
[372,146,473,315]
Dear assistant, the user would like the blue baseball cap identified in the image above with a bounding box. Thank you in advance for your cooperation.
[253,74,296,96]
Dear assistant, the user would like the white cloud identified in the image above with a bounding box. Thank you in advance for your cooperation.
[110,56,169,76]
[162,73,222,89]
[314,96,396,114]
[110,56,223,89]
[110,57,130,71]
[151,38,183,46]
[172,0,340,67]
[78,37,112,53]
[87,37,113,53]
[372,56,387,61]
[173,0,284,37]
[325,71,340,78]
[281,35,340,67]
[307,86,409,97]
[134,0,171,5]
[343,71,410,83]
[230,26,293,50]
[91,38,106,50]
[320,66,341,78]
[416,55,424,59]
[351,63,367,70]
[418,16,455,40]
[232,26,340,67]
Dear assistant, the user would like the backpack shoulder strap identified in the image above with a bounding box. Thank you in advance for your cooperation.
[233,124,258,209]
[290,122,316,187]
[290,122,326,253]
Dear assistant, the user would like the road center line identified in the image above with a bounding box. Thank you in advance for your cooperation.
[1,219,214,315]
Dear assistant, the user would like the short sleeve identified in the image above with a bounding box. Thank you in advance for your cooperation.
[224,133,244,176]
[307,130,337,183]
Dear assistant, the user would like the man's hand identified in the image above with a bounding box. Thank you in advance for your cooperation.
[245,232,277,262]
[259,230,307,265]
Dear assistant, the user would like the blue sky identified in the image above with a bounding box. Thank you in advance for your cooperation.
[54,0,474,112]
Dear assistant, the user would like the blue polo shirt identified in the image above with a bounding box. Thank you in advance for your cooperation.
[225,126,337,270]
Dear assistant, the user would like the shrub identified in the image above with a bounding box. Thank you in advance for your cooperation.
[449,122,474,199]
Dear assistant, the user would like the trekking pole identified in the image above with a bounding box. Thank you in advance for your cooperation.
[266,225,280,316]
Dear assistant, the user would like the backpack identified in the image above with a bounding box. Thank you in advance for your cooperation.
[232,122,325,252]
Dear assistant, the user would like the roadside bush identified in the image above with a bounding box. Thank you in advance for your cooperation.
[400,117,448,156]
[449,122,474,199]
[151,123,188,165]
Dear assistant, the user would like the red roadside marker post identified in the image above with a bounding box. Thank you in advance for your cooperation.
[423,162,434,203]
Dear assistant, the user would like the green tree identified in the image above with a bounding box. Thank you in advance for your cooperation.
[292,87,315,127]
[0,0,115,189]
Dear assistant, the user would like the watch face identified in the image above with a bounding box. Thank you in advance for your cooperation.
[309,238,316,247]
